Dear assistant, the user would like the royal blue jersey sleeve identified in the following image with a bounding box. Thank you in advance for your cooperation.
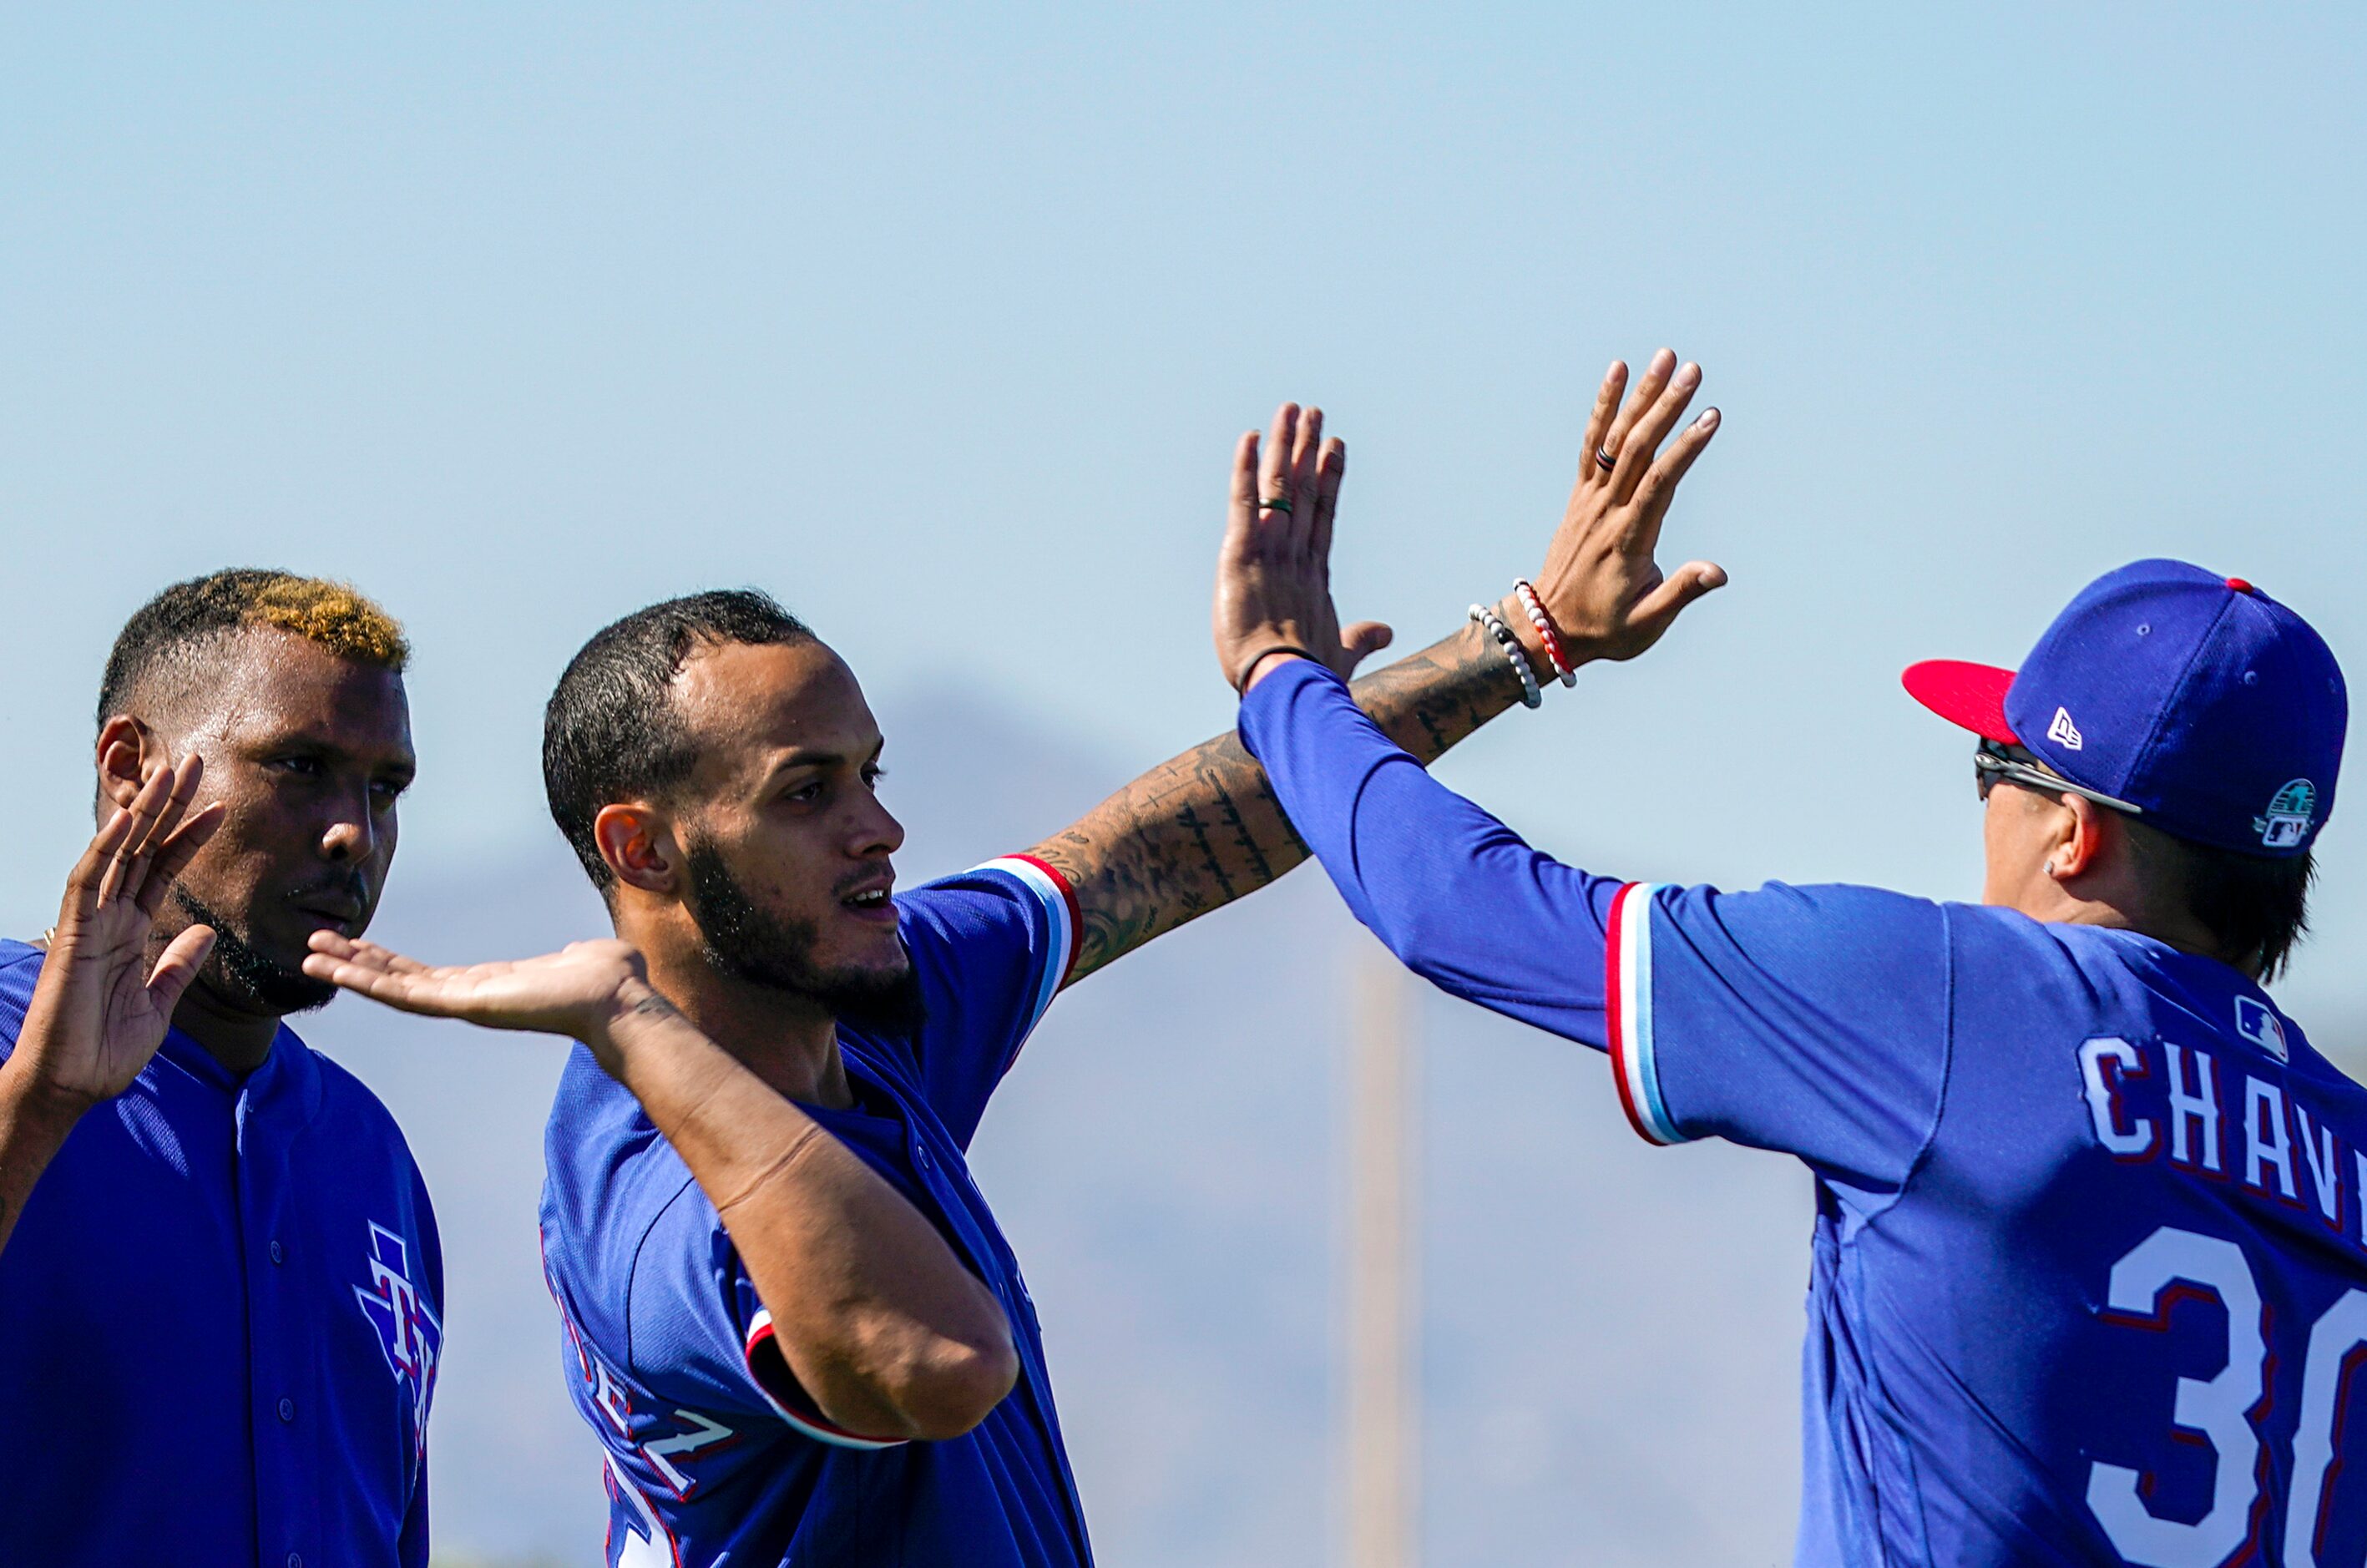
[892,859,1080,1147]
[1610,881,1952,1188]
[1238,658,1950,1188]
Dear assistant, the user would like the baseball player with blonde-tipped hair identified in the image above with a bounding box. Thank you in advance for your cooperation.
[0,570,441,1566]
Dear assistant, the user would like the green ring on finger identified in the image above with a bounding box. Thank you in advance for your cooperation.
[1257,496,1293,515]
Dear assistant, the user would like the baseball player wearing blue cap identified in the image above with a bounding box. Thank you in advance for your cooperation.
[1216,352,2366,1566]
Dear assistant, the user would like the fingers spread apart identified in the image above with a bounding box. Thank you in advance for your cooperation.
[1599,348,1677,477]
[1610,358,1701,502]
[1626,406,1722,550]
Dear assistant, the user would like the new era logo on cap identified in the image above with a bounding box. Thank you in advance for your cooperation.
[1901,561,2347,857]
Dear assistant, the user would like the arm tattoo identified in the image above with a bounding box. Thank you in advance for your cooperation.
[630,990,680,1021]
[1027,622,1524,982]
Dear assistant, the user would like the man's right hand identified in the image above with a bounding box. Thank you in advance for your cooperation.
[302,933,661,1080]
[12,756,224,1115]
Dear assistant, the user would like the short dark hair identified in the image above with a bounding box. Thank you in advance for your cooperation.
[544,589,816,890]
[2127,818,2317,982]
[99,568,409,729]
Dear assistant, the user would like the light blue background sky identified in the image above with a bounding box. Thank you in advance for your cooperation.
[6,6,2366,1561]
[8,4,2365,974]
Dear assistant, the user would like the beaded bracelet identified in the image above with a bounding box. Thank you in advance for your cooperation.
[1469,603,1543,709]
[1511,580,1577,687]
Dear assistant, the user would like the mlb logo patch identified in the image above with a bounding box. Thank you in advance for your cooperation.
[2235,996,2289,1061]
[2256,778,2318,849]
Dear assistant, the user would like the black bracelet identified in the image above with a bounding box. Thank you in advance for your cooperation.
[1233,644,1322,694]
[1469,604,1543,709]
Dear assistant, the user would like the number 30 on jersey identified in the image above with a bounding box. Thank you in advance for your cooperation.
[2091,1225,2367,1568]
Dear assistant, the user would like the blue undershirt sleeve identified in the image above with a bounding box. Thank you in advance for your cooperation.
[1237,658,1626,1044]
[1237,659,1950,1188]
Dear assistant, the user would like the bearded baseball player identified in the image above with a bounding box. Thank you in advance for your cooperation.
[1219,352,2367,1566]
[0,570,441,1565]
[296,382,1721,1566]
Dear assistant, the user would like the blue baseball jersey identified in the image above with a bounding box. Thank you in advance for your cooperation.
[539,858,1092,1568]
[1242,658,2367,1568]
[0,939,443,1567]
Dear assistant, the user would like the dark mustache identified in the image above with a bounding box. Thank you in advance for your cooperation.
[288,876,374,912]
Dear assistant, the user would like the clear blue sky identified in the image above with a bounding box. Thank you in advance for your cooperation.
[11,3,2364,953]
[8,6,2364,1006]
[7,7,2367,1561]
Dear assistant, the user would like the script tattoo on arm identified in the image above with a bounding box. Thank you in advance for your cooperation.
[1025,621,1523,982]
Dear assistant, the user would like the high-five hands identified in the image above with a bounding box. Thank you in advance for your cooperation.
[1213,357,1722,700]
[1211,403,1394,694]
[1521,350,1724,666]
[14,757,225,1111]
[302,933,659,1079]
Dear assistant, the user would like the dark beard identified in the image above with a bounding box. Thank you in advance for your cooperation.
[173,889,337,1015]
[682,840,925,1036]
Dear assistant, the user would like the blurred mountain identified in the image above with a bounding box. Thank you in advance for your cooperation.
[317,682,1811,1567]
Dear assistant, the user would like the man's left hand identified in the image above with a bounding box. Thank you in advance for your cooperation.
[1211,402,1393,695]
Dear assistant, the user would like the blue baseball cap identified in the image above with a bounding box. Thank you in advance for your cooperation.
[1903,559,2347,857]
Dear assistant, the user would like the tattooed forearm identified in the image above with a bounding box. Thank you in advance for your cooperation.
[1027,620,1525,982]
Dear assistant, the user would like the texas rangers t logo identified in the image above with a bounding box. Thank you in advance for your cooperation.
[354,1221,442,1448]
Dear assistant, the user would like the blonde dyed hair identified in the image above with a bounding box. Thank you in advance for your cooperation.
[98,568,410,725]
[244,574,410,666]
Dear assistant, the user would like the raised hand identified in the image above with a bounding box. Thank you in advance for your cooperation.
[1211,402,1395,693]
[1523,350,1725,665]
[303,932,657,1077]
[15,756,225,1110]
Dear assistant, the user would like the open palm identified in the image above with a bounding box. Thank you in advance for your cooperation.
[18,757,225,1107]
[303,932,651,1071]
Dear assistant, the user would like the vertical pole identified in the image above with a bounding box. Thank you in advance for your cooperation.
[1346,943,1419,1568]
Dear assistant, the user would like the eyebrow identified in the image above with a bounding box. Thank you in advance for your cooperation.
[759,738,883,777]
[242,726,416,771]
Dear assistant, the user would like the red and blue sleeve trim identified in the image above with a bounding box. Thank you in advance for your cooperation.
[742,1311,908,1451]
[1606,882,1687,1147]
[980,854,1082,1019]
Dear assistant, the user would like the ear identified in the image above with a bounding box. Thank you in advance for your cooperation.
[2049,794,2109,882]
[594,803,679,896]
[94,716,162,812]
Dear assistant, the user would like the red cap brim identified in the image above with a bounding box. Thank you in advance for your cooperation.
[1902,660,2019,743]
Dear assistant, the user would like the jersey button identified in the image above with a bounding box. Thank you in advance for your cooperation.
[288,1553,303,1568]
[269,1240,284,1265]
[915,1146,933,1170]
[277,1397,295,1423]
